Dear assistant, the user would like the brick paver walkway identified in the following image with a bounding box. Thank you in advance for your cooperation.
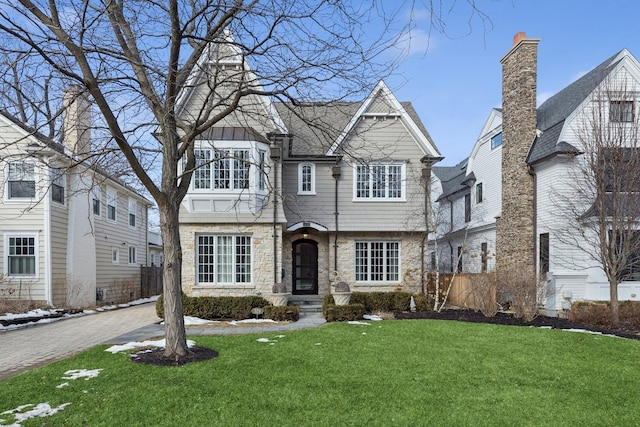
[0,303,161,381]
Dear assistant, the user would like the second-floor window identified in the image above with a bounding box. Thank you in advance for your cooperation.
[354,163,404,200]
[298,163,315,194]
[476,182,483,203]
[8,162,35,199]
[51,168,65,205]
[107,190,117,221]
[128,198,137,227]
[464,193,471,223]
[92,186,101,216]
[209,149,250,190]
[491,133,502,149]
[194,149,211,189]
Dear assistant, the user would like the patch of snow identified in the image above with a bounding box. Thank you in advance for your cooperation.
[1,402,71,425]
[56,383,69,389]
[105,338,196,354]
[227,319,277,325]
[363,314,383,321]
[562,328,620,338]
[62,369,103,381]
[184,316,219,325]
[256,338,277,343]
[347,321,371,326]
[275,335,286,338]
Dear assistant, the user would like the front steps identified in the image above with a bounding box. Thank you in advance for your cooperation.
[289,295,323,314]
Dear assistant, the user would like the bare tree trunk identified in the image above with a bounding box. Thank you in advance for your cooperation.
[610,281,620,327]
[159,203,188,357]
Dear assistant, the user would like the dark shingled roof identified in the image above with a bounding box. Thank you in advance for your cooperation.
[433,158,470,200]
[274,101,436,157]
[527,51,624,164]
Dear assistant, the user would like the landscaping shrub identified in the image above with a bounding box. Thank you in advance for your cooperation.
[323,303,365,322]
[155,294,270,320]
[570,301,640,330]
[412,293,430,311]
[350,291,413,312]
[264,305,300,322]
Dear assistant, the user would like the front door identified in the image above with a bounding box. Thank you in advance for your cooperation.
[292,239,318,295]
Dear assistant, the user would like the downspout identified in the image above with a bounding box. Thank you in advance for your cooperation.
[529,163,537,275]
[271,143,282,284]
[44,163,52,305]
[332,159,342,278]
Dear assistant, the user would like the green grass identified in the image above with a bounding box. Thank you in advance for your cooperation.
[2,320,640,426]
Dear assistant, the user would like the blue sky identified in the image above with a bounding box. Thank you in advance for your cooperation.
[385,0,640,165]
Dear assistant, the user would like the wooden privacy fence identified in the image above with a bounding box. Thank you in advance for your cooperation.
[439,273,497,311]
[141,266,163,297]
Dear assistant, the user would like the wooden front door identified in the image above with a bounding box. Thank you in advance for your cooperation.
[292,239,318,295]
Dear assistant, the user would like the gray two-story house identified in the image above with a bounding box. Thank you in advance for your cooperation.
[178,34,442,300]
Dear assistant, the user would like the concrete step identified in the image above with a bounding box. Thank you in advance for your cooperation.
[289,295,324,313]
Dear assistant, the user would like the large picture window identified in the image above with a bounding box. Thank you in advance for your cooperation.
[354,163,405,200]
[8,162,35,199]
[7,235,36,276]
[197,235,252,284]
[355,241,399,282]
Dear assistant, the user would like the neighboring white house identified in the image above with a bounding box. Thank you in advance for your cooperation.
[0,90,152,308]
[429,33,640,315]
[177,32,442,300]
[148,231,163,267]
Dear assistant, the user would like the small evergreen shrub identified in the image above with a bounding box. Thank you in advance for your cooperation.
[350,292,413,312]
[323,303,365,322]
[264,305,300,321]
[155,294,270,320]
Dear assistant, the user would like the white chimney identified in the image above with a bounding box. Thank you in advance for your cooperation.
[63,86,91,157]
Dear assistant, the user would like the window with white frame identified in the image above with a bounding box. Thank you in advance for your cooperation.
[107,189,117,221]
[491,133,503,149]
[208,149,250,190]
[610,100,634,123]
[298,163,315,194]
[355,241,399,282]
[197,234,252,284]
[476,182,483,203]
[354,163,404,200]
[7,162,36,199]
[112,247,119,264]
[7,235,36,276]
[193,149,211,189]
[258,150,266,191]
[51,168,65,204]
[233,149,250,190]
[128,198,137,227]
[129,246,137,264]
[92,186,102,216]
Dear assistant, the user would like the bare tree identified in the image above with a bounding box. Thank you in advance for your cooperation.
[554,77,640,327]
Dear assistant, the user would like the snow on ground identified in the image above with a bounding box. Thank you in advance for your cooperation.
[1,369,103,426]
[363,314,383,321]
[0,296,159,332]
[347,321,371,326]
[105,338,196,354]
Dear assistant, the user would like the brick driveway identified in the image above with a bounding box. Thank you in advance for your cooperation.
[0,302,161,381]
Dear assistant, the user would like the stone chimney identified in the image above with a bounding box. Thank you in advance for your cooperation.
[63,86,91,157]
[496,33,539,274]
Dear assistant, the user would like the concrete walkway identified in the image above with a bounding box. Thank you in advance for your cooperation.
[0,302,326,381]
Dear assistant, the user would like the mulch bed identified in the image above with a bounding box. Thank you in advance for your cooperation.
[131,347,219,366]
[395,309,640,340]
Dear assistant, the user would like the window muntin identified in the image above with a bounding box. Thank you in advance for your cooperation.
[197,235,252,284]
[128,198,137,227]
[208,149,250,190]
[610,100,634,123]
[491,133,502,149]
[194,149,211,189]
[8,162,35,199]
[51,168,65,204]
[298,163,315,194]
[355,163,405,200]
[7,236,36,276]
[107,190,117,221]
[355,241,399,282]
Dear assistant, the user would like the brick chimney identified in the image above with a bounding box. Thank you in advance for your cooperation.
[496,33,539,274]
[63,86,91,157]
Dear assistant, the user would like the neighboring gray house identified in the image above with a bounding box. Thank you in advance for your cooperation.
[177,33,442,300]
[0,90,151,308]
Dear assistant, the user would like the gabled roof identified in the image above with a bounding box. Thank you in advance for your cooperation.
[326,80,440,158]
[433,157,470,200]
[527,50,626,164]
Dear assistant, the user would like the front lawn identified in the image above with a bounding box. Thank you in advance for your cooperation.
[1,320,639,426]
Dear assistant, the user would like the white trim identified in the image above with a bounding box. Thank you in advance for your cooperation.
[287,221,328,232]
[4,232,39,279]
[297,162,316,195]
[4,161,37,203]
[352,162,407,202]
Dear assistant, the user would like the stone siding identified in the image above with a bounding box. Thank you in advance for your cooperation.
[496,34,538,274]
[181,223,280,297]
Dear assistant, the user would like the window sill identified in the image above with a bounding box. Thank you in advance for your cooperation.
[194,284,255,289]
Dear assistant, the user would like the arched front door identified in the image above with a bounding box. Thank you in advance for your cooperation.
[292,239,318,295]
